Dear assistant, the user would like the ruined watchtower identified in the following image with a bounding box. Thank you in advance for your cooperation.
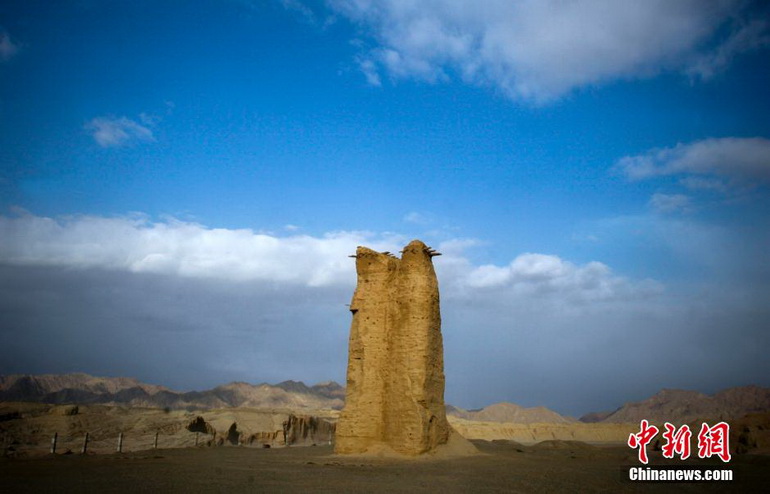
[335,240,451,455]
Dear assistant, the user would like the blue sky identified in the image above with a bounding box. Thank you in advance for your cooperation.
[1,0,769,416]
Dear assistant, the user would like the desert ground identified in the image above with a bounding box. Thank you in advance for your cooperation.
[2,440,769,493]
[2,402,769,492]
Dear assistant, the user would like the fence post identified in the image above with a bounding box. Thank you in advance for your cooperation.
[51,432,58,454]
[117,432,123,453]
[154,431,159,449]
[81,432,89,455]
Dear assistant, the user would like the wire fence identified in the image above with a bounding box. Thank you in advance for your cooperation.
[3,430,217,457]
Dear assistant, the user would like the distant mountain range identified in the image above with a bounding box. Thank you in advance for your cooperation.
[2,374,768,425]
[579,386,770,424]
[0,373,345,411]
[0,373,576,422]
[446,403,575,424]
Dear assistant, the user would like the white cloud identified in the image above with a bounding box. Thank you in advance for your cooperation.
[358,56,382,86]
[649,193,692,214]
[463,253,660,302]
[687,19,770,80]
[328,0,761,103]
[0,213,388,287]
[616,137,770,185]
[0,31,20,61]
[84,116,156,148]
[0,212,657,303]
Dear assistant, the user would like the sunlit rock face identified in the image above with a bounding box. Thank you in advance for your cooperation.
[335,240,450,455]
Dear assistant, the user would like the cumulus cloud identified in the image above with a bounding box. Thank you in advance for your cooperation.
[0,31,20,61]
[463,253,661,303]
[84,116,156,148]
[327,0,762,102]
[616,137,770,185]
[0,213,384,287]
[0,212,656,303]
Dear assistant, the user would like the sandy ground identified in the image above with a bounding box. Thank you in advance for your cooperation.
[1,440,768,493]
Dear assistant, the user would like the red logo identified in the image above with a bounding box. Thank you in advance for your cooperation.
[628,419,659,464]
[629,420,730,463]
[661,423,691,460]
[697,422,731,463]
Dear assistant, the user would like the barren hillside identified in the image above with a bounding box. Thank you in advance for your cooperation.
[0,374,344,411]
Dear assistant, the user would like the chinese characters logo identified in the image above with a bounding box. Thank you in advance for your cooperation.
[628,420,730,464]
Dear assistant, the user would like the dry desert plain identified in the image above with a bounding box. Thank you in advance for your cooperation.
[2,440,769,493]
[1,403,769,493]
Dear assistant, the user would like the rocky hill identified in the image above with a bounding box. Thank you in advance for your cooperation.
[447,402,575,424]
[0,402,338,456]
[0,374,345,411]
[580,386,770,424]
